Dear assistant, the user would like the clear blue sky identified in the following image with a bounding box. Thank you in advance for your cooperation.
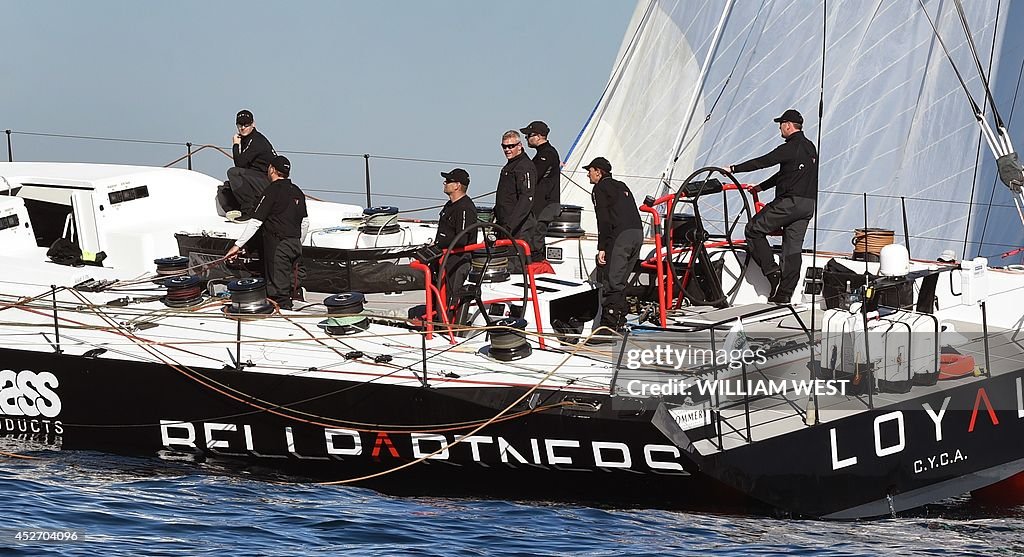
[4,1,636,213]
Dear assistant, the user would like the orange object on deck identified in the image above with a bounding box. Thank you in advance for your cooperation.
[938,353,975,380]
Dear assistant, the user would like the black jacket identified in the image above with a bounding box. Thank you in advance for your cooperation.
[253,178,308,240]
[233,129,275,173]
[531,141,561,222]
[592,175,642,252]
[732,130,817,199]
[435,195,478,249]
[495,152,537,238]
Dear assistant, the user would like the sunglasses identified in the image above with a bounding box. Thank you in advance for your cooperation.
[501,143,520,150]
[236,123,251,128]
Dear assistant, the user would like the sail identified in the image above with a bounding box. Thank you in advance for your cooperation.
[563,0,1024,261]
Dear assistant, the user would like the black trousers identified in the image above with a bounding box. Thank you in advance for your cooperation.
[744,196,815,297]
[593,229,643,328]
[431,254,472,309]
[264,235,303,310]
[226,167,271,216]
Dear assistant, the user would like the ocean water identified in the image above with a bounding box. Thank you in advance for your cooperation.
[1,451,1022,556]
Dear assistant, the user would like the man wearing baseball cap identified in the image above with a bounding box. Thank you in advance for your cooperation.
[520,120,561,261]
[219,109,277,222]
[584,156,643,339]
[227,155,309,310]
[727,108,817,304]
[434,168,478,308]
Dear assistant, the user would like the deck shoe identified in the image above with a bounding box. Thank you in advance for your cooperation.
[768,291,792,304]
[766,271,781,299]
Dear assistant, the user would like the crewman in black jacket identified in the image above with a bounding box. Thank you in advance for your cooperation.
[586,157,643,336]
[729,109,817,304]
[434,168,478,307]
[227,155,309,310]
[521,120,561,262]
[220,109,276,222]
[496,130,538,266]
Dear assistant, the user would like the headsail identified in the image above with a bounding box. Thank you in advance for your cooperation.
[563,0,1024,260]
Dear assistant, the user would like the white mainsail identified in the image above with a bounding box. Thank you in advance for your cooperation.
[563,0,1024,261]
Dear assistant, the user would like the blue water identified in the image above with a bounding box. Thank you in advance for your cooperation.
[1,452,1022,556]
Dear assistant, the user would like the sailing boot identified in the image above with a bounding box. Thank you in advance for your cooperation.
[765,271,781,300]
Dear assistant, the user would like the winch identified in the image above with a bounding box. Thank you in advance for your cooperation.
[319,292,370,334]
[469,247,511,283]
[224,277,273,315]
[162,275,205,308]
[487,317,532,361]
[153,255,189,280]
[360,206,401,235]
[547,205,585,237]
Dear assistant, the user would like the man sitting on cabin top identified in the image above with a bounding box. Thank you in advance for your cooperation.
[218,109,276,223]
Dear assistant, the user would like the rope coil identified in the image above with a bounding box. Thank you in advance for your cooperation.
[852,228,895,260]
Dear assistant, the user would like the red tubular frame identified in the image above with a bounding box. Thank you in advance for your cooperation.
[638,204,668,327]
[416,238,546,349]
[640,182,760,321]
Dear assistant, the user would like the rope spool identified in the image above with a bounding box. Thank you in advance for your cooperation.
[153,256,189,281]
[547,205,585,237]
[487,317,532,361]
[469,247,511,283]
[360,206,401,235]
[852,228,894,261]
[224,277,273,315]
[162,275,205,308]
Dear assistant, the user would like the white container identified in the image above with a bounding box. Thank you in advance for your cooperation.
[820,308,938,392]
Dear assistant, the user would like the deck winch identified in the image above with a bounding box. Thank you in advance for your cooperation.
[162,275,205,308]
[224,277,273,315]
[547,205,585,237]
[153,256,189,280]
[359,206,401,235]
[469,247,511,283]
[319,292,370,334]
[487,317,531,361]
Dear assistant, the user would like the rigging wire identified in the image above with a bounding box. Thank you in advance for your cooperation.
[916,0,1005,159]
[951,0,1009,139]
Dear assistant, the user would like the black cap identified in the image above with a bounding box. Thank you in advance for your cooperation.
[583,157,612,173]
[269,155,291,177]
[236,109,254,125]
[441,168,470,186]
[519,120,550,136]
[773,109,803,125]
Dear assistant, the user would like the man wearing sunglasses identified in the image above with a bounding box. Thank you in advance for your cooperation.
[434,168,478,308]
[520,120,560,262]
[219,109,276,223]
[495,130,538,268]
